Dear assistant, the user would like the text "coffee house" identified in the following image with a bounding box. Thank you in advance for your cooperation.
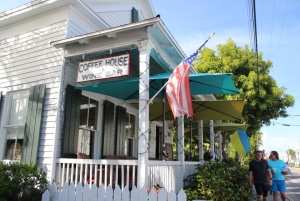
[77,54,130,83]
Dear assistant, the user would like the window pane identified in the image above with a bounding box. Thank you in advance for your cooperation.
[19,95,28,124]
[88,99,98,129]
[80,96,89,127]
[6,127,24,139]
[7,98,18,125]
[125,113,130,137]
[7,92,28,126]
[130,114,136,137]
[4,139,23,160]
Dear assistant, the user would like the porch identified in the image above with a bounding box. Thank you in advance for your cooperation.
[56,158,200,193]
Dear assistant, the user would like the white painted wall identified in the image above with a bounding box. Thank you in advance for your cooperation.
[67,6,101,38]
[84,0,155,27]
[0,14,68,178]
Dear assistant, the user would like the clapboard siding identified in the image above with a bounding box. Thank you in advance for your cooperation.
[0,72,62,88]
[96,10,145,27]
[39,139,54,146]
[0,57,64,75]
[0,65,61,82]
[0,20,67,48]
[0,16,68,178]
[67,7,100,38]
[0,7,69,41]
[0,65,62,82]
[0,46,62,65]
[0,62,64,79]
[0,49,60,68]
[40,133,56,140]
[42,115,57,122]
[0,33,66,57]
[0,24,66,53]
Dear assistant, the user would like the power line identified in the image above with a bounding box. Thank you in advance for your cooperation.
[275,0,289,69]
[271,122,300,126]
[268,0,276,60]
[252,0,260,100]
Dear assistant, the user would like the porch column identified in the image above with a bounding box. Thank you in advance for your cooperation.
[137,40,151,190]
[176,116,185,182]
[217,131,222,161]
[198,120,204,161]
[209,120,215,161]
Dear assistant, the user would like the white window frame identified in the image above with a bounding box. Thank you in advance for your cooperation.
[81,91,103,159]
[0,90,29,162]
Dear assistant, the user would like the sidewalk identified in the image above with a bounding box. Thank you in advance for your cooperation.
[252,178,299,201]
[252,191,293,201]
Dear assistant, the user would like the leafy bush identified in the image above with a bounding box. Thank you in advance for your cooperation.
[184,158,254,201]
[0,162,49,201]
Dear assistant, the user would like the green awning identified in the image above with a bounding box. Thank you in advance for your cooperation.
[76,72,240,100]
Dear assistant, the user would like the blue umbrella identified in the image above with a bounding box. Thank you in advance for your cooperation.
[76,72,240,100]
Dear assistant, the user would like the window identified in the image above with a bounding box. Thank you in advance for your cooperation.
[78,95,98,156]
[125,113,136,156]
[3,91,29,160]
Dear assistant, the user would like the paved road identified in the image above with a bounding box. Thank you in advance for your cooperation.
[252,167,300,201]
[284,167,300,201]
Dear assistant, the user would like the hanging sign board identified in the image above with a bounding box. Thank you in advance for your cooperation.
[77,54,130,83]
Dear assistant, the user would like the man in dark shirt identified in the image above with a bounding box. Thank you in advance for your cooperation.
[249,150,272,201]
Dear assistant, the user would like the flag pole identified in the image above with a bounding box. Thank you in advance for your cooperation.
[147,31,215,105]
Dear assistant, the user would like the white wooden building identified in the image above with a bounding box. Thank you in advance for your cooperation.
[0,0,213,193]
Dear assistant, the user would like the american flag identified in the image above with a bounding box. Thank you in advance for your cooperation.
[166,32,215,119]
[166,56,194,118]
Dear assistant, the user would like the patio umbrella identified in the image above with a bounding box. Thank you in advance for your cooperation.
[184,122,251,133]
[130,100,245,121]
[76,72,240,100]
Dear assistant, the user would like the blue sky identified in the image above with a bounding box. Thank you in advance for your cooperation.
[151,0,300,157]
[1,0,300,157]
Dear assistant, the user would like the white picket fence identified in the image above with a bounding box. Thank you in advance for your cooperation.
[41,182,187,201]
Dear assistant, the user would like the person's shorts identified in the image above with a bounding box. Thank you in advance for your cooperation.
[271,180,286,192]
[254,183,269,197]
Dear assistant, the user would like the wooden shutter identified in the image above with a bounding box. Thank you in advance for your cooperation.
[115,106,127,156]
[62,85,81,158]
[102,100,115,156]
[132,7,138,23]
[21,84,46,164]
[0,91,2,122]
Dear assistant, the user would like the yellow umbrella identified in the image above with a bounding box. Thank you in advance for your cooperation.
[131,100,245,121]
[184,122,250,134]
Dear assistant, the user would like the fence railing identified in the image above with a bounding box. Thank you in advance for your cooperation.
[56,159,200,194]
[148,160,183,193]
[56,158,138,190]
[41,182,187,201]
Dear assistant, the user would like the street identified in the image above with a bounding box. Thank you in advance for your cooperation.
[284,167,300,201]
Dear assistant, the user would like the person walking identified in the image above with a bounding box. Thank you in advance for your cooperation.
[249,150,272,201]
[268,151,288,201]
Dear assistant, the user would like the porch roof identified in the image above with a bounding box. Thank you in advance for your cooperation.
[50,17,188,70]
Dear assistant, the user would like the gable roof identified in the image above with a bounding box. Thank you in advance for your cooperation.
[0,0,108,29]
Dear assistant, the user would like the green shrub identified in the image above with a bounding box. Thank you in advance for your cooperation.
[184,158,254,201]
[0,162,49,201]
